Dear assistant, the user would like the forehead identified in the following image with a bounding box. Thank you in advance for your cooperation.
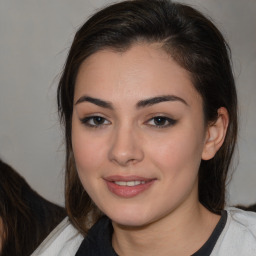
[74,44,201,107]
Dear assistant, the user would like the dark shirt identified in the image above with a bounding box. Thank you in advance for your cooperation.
[75,211,227,256]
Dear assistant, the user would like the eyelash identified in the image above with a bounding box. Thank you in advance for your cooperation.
[146,116,177,128]
[79,115,177,129]
[80,116,111,128]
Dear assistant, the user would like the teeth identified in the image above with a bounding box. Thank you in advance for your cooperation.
[114,181,146,186]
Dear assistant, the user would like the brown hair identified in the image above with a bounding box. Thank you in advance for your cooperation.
[57,0,237,234]
[0,160,66,256]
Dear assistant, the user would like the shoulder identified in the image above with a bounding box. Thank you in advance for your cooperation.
[227,206,256,228]
[31,217,84,256]
[226,207,256,240]
[211,207,256,256]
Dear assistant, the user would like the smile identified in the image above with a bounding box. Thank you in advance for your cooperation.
[104,176,156,198]
[114,180,146,186]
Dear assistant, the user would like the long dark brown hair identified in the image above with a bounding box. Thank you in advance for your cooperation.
[0,160,66,256]
[57,0,237,234]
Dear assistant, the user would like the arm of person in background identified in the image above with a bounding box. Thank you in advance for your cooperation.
[0,159,66,256]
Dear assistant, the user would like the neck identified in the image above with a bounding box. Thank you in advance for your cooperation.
[112,202,220,256]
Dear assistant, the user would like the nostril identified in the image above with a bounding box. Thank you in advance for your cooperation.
[108,129,144,166]
[108,144,144,166]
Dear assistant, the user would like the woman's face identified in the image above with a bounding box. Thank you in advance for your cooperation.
[72,44,208,227]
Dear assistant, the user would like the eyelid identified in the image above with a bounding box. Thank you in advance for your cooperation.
[79,115,111,128]
[145,115,177,128]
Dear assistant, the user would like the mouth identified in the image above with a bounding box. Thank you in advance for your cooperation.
[104,175,156,198]
[113,180,146,186]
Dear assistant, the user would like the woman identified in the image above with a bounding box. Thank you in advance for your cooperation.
[0,160,66,256]
[33,0,256,255]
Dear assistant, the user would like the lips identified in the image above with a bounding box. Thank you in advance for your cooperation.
[114,180,146,186]
[104,175,156,198]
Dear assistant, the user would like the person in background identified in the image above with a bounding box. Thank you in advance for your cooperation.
[0,159,66,256]
[237,203,256,212]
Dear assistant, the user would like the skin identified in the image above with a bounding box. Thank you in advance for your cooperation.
[72,43,228,255]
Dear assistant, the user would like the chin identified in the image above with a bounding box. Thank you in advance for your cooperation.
[104,205,155,228]
[112,216,151,228]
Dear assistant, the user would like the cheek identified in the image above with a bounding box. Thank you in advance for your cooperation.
[72,131,107,197]
[147,131,204,206]
[72,137,98,168]
[147,127,205,178]
[71,120,106,175]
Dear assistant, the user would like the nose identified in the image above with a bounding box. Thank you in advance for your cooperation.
[108,125,144,166]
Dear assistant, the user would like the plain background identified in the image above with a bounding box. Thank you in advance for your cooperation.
[0,0,255,206]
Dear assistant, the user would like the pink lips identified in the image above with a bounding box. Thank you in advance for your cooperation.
[104,175,156,198]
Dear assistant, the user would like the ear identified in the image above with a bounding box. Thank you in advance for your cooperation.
[202,107,229,160]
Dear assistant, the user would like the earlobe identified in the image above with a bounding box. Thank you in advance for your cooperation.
[202,107,229,160]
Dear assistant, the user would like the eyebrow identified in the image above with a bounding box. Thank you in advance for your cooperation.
[75,94,188,109]
[136,95,188,108]
[75,96,113,109]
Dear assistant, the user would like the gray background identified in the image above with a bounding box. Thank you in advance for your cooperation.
[0,0,255,207]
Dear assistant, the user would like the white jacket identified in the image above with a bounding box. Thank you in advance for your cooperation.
[31,207,256,256]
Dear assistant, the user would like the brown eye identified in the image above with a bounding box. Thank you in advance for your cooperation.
[80,116,111,127]
[92,116,105,125]
[147,116,177,128]
[153,117,168,126]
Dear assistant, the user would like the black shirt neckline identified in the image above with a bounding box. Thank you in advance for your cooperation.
[75,211,227,256]
[191,210,227,256]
